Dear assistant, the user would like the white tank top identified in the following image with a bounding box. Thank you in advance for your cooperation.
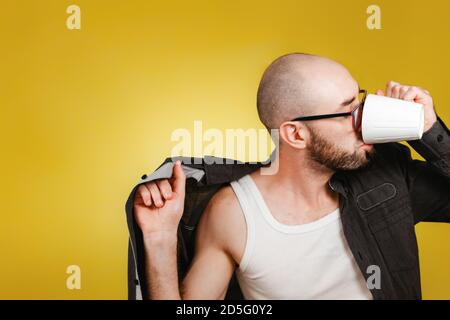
[229,174,373,300]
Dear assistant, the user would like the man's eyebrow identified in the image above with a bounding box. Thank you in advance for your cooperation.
[340,96,356,107]
[340,85,360,107]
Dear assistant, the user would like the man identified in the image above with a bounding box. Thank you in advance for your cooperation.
[133,53,448,299]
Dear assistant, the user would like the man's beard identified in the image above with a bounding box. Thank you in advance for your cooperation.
[307,126,377,171]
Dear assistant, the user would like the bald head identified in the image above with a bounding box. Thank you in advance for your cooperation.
[256,53,356,131]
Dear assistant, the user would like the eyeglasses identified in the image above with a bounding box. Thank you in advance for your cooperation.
[290,89,367,131]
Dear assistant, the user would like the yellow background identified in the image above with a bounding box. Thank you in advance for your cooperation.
[0,0,449,299]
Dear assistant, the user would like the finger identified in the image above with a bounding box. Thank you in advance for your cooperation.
[156,179,173,200]
[376,89,385,96]
[148,182,164,208]
[403,86,421,102]
[172,160,186,195]
[137,184,152,207]
[386,80,399,97]
[399,86,410,99]
[391,85,401,99]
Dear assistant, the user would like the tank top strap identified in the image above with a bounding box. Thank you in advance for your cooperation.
[229,176,257,272]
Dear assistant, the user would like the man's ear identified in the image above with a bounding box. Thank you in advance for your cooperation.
[279,121,308,149]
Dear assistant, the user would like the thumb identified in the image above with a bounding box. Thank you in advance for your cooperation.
[172,160,186,195]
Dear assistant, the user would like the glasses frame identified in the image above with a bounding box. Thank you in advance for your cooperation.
[290,89,367,131]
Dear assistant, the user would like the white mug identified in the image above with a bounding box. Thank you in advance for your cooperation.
[361,94,425,144]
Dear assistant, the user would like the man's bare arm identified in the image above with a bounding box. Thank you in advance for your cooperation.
[134,161,186,299]
[180,186,243,299]
[143,232,181,299]
[135,162,243,299]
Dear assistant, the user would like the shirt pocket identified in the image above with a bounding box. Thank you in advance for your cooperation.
[356,182,418,272]
[356,182,412,230]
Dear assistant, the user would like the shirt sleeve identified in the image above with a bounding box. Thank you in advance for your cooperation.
[398,115,450,223]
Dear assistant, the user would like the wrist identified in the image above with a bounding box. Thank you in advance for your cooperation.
[143,230,178,247]
[423,110,438,133]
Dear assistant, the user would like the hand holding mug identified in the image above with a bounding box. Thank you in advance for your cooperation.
[376,81,437,133]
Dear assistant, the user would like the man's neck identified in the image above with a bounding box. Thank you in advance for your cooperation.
[254,150,338,214]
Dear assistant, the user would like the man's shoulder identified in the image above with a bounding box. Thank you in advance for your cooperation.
[201,183,244,232]
[195,182,246,257]
[208,183,241,209]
